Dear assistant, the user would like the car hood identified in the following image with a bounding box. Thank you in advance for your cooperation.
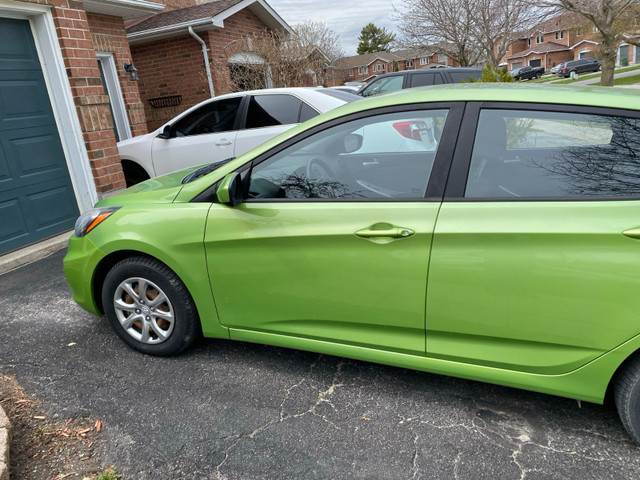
[95,165,199,207]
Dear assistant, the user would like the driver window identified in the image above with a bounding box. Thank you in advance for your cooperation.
[247,109,449,200]
[172,97,242,137]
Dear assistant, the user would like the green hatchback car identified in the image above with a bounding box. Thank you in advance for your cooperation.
[64,84,640,443]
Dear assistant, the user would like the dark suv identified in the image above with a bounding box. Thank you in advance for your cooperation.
[357,68,482,97]
[558,58,601,77]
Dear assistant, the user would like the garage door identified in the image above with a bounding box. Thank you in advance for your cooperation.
[0,17,79,255]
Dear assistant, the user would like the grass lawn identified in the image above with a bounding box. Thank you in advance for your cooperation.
[613,73,640,85]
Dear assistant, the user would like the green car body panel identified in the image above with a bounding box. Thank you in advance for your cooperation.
[64,84,640,405]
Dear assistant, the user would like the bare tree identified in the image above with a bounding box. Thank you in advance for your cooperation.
[472,0,545,67]
[395,0,541,67]
[538,0,640,86]
[395,0,480,66]
[222,22,343,91]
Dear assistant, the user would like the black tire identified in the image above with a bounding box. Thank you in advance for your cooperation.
[614,354,640,444]
[536,72,542,79]
[102,256,200,356]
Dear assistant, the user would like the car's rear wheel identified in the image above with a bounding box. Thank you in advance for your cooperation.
[536,72,542,79]
[102,256,200,356]
[614,354,640,444]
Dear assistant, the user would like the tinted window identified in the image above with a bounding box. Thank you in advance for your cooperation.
[245,94,302,129]
[173,97,241,136]
[465,109,640,198]
[411,73,436,87]
[360,76,403,97]
[299,102,319,123]
[248,109,449,200]
[450,70,481,83]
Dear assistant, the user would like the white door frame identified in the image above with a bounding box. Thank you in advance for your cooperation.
[0,0,98,211]
[96,51,132,142]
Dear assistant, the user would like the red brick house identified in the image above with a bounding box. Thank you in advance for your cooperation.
[502,14,639,70]
[0,0,171,256]
[126,0,293,130]
[334,49,458,85]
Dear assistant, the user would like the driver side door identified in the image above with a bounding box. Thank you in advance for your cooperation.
[204,104,463,355]
[151,96,242,176]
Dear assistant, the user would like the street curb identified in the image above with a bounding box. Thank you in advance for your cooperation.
[0,231,71,276]
[0,404,9,480]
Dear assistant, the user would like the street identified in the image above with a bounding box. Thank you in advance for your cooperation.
[1,250,640,479]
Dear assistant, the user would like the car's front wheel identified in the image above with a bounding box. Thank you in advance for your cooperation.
[615,354,640,444]
[102,256,200,356]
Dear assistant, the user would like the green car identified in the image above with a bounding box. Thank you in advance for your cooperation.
[64,84,640,443]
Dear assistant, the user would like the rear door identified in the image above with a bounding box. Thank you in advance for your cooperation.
[233,94,307,155]
[410,72,445,88]
[427,103,640,375]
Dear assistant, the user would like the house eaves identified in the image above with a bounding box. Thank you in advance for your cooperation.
[84,0,164,20]
[127,0,293,45]
[570,40,599,50]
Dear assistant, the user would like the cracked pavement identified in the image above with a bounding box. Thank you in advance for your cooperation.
[1,250,640,479]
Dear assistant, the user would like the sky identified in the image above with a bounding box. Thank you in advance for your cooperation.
[268,0,401,56]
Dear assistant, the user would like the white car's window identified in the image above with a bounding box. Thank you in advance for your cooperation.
[172,97,241,137]
[245,94,303,129]
[465,109,640,198]
[247,109,449,200]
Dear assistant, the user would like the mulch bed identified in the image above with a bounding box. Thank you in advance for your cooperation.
[0,374,108,480]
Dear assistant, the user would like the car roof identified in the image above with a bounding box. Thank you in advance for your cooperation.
[324,83,640,121]
[372,67,482,79]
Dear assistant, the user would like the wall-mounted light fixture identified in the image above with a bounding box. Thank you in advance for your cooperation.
[123,63,139,81]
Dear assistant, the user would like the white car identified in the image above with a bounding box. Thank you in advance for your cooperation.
[117,87,357,185]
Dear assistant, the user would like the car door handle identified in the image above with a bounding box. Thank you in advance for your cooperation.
[362,160,379,166]
[623,228,640,239]
[355,225,415,239]
[215,139,232,146]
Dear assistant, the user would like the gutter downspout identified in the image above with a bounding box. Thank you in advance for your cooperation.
[188,26,215,98]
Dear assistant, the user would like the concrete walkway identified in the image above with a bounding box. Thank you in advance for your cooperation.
[570,67,640,85]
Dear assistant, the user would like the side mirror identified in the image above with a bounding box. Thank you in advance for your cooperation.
[216,173,243,207]
[157,125,173,139]
[344,133,363,153]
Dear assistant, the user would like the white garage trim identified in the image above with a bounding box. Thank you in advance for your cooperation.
[0,0,97,212]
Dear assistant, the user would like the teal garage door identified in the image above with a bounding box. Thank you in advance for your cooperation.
[0,17,79,255]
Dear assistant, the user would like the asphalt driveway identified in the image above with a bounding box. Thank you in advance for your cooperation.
[1,249,640,479]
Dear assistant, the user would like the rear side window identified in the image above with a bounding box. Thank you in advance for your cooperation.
[300,102,319,123]
[465,109,640,198]
[450,70,480,83]
[245,94,302,129]
[411,73,443,87]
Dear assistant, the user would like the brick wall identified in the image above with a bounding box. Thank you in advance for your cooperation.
[86,13,148,137]
[132,8,268,131]
[16,0,131,194]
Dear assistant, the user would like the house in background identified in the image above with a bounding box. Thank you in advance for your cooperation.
[126,0,292,131]
[501,13,640,70]
[334,49,458,85]
[0,0,171,256]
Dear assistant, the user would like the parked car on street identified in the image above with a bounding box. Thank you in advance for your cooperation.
[356,67,482,97]
[117,88,357,186]
[558,58,601,77]
[65,84,640,444]
[550,62,566,74]
[510,65,545,81]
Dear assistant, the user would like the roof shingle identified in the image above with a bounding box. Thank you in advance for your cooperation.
[127,0,244,34]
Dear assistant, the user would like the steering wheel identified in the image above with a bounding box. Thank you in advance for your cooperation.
[306,158,335,182]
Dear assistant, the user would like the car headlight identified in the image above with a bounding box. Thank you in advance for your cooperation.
[74,207,120,237]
